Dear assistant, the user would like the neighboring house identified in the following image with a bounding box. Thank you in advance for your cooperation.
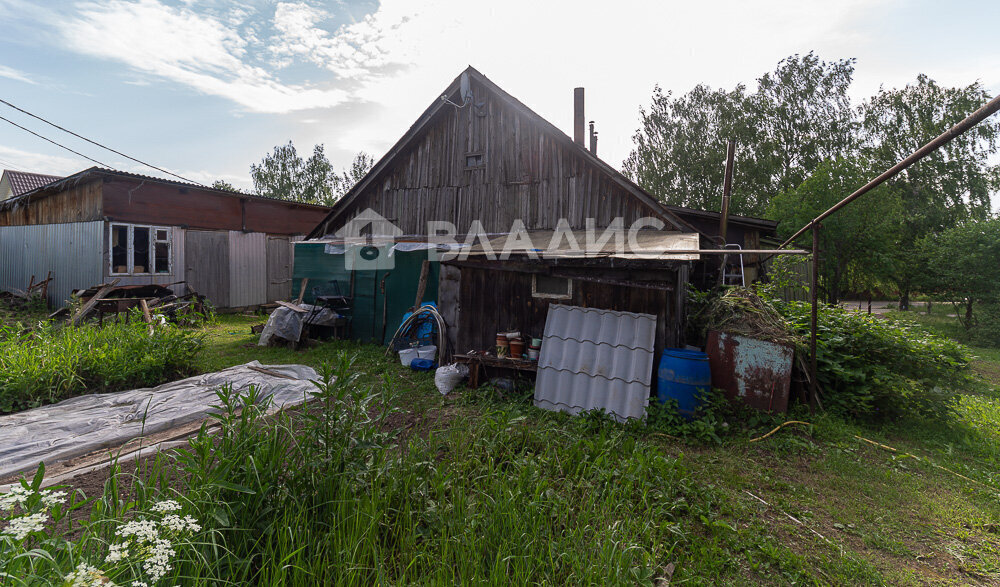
[298,66,776,357]
[0,170,62,201]
[0,167,330,308]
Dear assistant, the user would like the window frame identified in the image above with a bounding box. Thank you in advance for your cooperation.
[464,151,485,169]
[109,223,172,276]
[531,274,573,300]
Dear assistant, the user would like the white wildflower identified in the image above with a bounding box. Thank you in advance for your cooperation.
[160,514,201,534]
[64,561,115,586]
[0,485,33,511]
[142,537,175,583]
[2,512,47,539]
[105,540,130,563]
[149,500,181,513]
[39,488,68,507]
[116,519,159,543]
[131,582,148,587]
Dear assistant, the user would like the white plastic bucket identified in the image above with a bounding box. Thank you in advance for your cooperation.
[416,345,437,360]
[399,347,419,366]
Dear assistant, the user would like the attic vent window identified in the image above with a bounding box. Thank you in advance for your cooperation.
[532,274,572,300]
[465,153,484,168]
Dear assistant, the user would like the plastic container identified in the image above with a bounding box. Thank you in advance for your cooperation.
[410,358,436,371]
[657,348,711,420]
[527,347,539,361]
[416,345,437,360]
[399,347,419,366]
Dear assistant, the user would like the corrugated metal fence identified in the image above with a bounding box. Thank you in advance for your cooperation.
[0,221,104,306]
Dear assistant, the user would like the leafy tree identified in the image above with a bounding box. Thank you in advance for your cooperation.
[211,180,237,191]
[624,52,856,217]
[860,75,1000,309]
[917,216,1000,332]
[768,158,901,304]
[250,142,374,206]
[339,152,376,195]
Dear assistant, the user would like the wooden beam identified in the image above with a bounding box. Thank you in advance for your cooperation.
[70,279,120,326]
[295,278,309,305]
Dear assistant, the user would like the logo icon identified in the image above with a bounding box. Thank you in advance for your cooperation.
[335,208,403,270]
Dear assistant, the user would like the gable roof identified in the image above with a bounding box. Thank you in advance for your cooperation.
[307,66,709,240]
[2,170,62,197]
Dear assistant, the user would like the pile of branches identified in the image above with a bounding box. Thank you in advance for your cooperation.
[699,288,801,347]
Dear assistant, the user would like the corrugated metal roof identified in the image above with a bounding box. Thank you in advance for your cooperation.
[459,230,701,260]
[534,304,656,422]
[4,171,62,196]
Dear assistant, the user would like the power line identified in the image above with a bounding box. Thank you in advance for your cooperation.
[0,98,205,186]
[0,114,112,168]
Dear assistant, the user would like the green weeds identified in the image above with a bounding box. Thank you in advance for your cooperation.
[0,318,203,414]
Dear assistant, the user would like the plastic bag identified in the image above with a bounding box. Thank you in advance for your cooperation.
[434,363,470,395]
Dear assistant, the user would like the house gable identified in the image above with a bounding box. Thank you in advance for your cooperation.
[308,67,704,240]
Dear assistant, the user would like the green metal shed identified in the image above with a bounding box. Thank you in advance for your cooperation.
[292,242,439,345]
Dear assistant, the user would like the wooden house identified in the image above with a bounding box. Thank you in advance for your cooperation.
[302,66,776,357]
[0,167,330,308]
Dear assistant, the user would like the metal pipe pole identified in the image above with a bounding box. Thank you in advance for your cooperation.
[719,138,736,243]
[809,223,820,414]
[778,92,1000,249]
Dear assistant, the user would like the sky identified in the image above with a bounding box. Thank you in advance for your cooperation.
[0,0,997,199]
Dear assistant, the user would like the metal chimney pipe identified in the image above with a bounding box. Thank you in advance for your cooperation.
[589,121,598,155]
[573,88,585,146]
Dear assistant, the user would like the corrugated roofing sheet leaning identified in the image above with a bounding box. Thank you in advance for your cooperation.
[534,304,656,422]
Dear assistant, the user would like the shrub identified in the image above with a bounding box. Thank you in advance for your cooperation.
[779,301,973,420]
[0,318,203,414]
[970,302,1000,347]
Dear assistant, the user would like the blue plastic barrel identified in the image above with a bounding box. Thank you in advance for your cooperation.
[657,349,711,419]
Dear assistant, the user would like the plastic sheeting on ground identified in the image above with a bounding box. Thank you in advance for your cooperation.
[0,361,318,480]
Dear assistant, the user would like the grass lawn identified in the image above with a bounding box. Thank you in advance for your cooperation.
[175,313,1000,585]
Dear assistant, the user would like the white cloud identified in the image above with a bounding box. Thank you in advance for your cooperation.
[0,64,36,85]
[59,0,348,113]
[270,2,404,79]
[304,0,894,166]
[0,145,90,176]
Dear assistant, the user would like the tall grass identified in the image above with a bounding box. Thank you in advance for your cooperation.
[0,318,203,414]
[82,353,872,585]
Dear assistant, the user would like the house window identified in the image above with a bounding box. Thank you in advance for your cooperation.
[532,274,572,300]
[110,223,171,276]
[465,153,484,168]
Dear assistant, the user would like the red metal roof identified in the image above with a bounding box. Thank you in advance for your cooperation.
[3,170,62,196]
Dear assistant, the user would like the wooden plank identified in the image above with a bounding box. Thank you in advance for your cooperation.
[70,278,120,326]
[295,277,309,305]
[139,298,154,335]
[276,300,307,313]
[413,259,430,310]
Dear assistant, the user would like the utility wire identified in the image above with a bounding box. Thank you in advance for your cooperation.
[0,113,112,168]
[0,98,205,186]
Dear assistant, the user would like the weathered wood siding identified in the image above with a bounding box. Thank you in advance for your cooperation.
[451,263,679,357]
[315,79,665,237]
[0,181,103,226]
